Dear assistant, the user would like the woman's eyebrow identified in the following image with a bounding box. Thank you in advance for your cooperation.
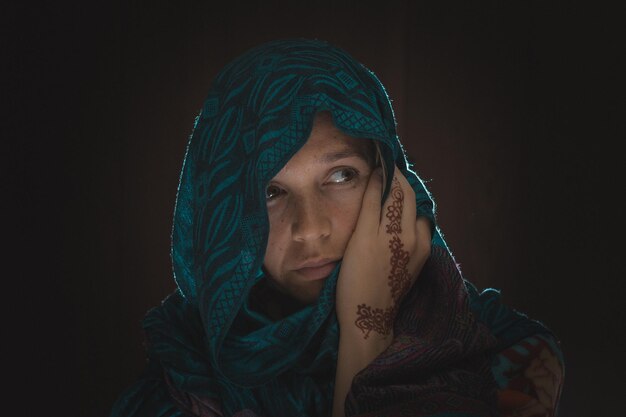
[319,148,369,164]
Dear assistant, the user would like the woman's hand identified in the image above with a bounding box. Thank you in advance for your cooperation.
[332,166,431,417]
[336,166,431,338]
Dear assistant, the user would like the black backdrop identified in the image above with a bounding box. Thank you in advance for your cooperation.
[7,1,623,416]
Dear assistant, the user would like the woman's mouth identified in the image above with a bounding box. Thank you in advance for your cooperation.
[294,260,339,281]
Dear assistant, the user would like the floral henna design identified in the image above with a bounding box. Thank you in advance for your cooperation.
[388,235,411,301]
[385,183,404,234]
[385,179,412,302]
[354,304,394,339]
[354,177,412,339]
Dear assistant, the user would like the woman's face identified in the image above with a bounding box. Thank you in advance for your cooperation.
[263,112,375,304]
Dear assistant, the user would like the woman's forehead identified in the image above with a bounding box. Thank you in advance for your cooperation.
[271,115,375,180]
[308,112,369,152]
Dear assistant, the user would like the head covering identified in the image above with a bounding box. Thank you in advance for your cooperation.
[112,39,561,417]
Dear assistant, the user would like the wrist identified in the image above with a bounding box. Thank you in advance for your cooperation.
[338,324,393,360]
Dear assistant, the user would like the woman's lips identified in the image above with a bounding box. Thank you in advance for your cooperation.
[295,261,338,281]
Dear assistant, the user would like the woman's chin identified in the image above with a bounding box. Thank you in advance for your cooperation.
[291,280,327,306]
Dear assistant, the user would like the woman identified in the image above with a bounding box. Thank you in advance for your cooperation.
[111,39,563,417]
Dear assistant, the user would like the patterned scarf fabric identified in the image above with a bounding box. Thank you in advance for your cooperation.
[111,39,563,417]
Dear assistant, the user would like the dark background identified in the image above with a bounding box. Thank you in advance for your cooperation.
[7,1,623,416]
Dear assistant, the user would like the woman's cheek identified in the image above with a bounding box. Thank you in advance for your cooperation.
[265,211,286,271]
[329,189,365,236]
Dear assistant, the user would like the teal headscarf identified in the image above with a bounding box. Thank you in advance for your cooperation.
[171,38,439,415]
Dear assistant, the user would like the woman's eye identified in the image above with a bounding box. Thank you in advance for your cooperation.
[265,184,284,201]
[328,168,358,184]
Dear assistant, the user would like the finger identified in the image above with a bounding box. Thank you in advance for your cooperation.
[394,168,417,238]
[379,168,418,302]
[414,217,432,261]
[379,168,402,235]
[354,167,383,235]
[380,166,416,237]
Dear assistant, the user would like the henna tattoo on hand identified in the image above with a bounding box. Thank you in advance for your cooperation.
[354,304,394,339]
[354,177,412,339]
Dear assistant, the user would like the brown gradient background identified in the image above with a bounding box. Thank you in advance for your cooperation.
[8,1,623,416]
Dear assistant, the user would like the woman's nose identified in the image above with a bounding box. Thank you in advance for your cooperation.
[291,196,331,242]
